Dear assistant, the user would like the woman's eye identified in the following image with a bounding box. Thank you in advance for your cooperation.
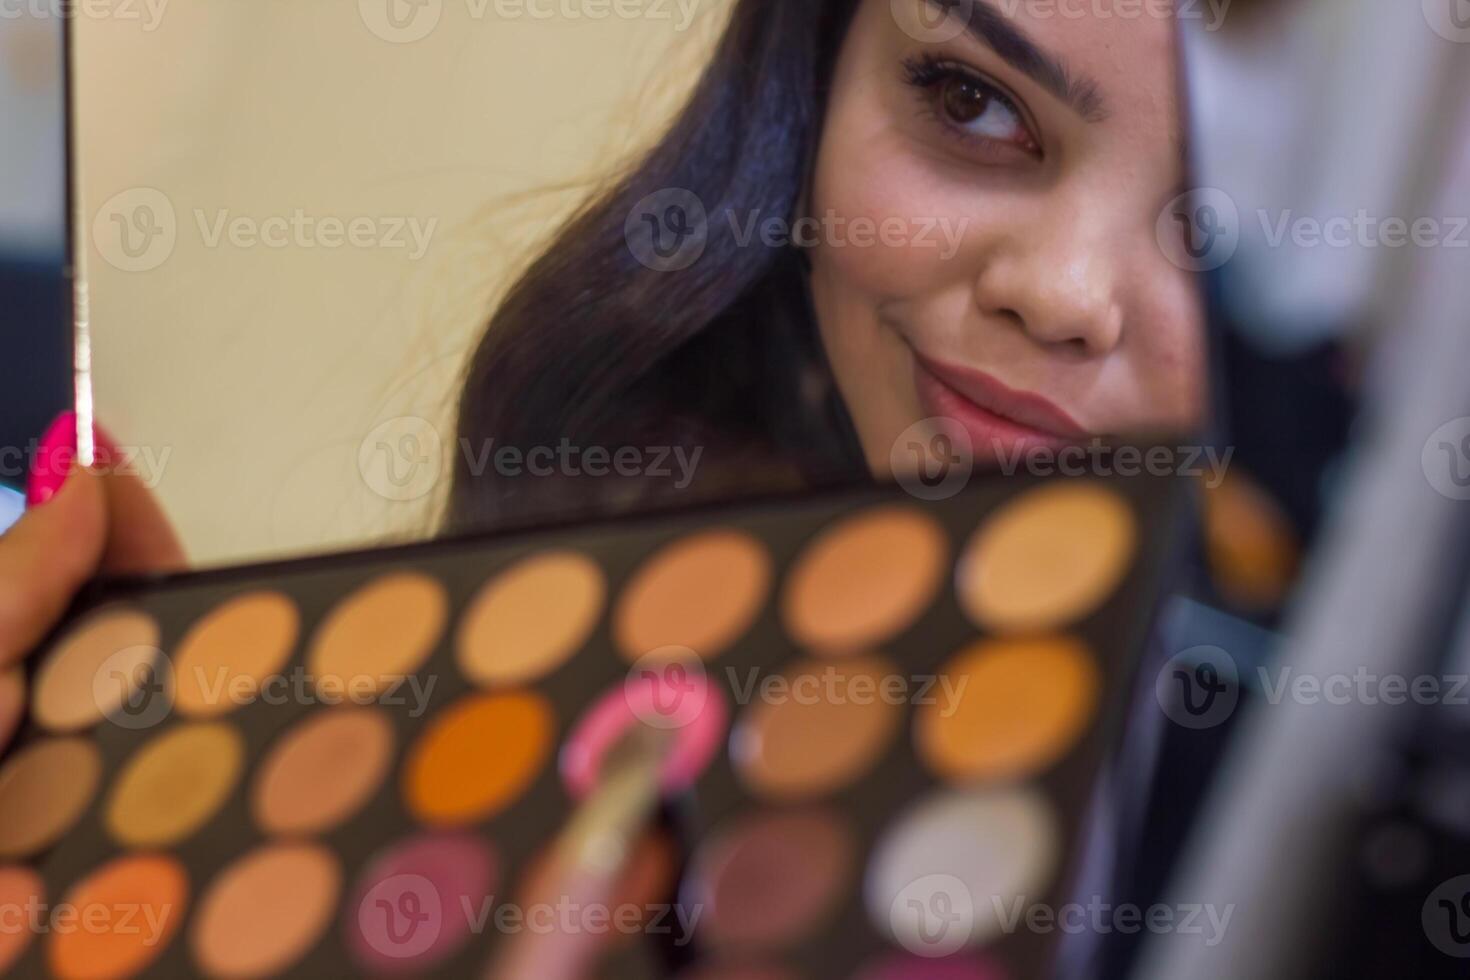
[903,56,1040,158]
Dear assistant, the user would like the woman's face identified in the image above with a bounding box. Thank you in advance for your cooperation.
[808,0,1205,472]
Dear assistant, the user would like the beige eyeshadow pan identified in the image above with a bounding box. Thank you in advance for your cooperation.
[191,841,341,978]
[956,482,1137,633]
[32,606,160,733]
[732,655,903,800]
[306,571,447,699]
[781,506,948,654]
[252,706,395,836]
[173,591,299,718]
[0,738,101,859]
[614,528,772,662]
[456,551,604,686]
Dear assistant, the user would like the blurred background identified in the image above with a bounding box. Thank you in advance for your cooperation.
[2,0,1470,976]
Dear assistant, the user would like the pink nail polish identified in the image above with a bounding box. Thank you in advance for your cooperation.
[27,412,79,506]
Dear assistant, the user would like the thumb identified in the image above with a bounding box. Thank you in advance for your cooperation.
[0,465,108,668]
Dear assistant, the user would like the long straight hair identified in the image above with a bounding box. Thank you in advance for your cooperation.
[449,0,867,532]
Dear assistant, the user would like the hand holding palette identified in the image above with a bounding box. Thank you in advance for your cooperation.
[0,463,1182,979]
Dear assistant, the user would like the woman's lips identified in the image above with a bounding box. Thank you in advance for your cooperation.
[912,354,1088,461]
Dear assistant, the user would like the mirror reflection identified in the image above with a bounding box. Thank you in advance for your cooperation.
[72,0,1205,567]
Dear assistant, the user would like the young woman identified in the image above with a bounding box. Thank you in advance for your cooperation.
[451,0,1204,530]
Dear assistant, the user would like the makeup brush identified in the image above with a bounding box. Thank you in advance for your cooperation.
[485,721,672,980]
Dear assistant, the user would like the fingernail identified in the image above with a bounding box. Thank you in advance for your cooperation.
[26,412,78,507]
[25,412,119,507]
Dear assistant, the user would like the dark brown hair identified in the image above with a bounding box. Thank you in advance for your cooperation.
[449,0,868,533]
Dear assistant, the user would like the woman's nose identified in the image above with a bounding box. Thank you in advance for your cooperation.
[970,225,1125,356]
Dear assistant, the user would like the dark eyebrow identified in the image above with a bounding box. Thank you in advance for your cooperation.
[924,0,1108,122]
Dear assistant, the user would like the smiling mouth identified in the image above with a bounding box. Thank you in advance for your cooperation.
[911,351,1088,460]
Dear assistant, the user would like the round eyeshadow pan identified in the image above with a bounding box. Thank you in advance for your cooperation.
[307,572,448,699]
[0,866,43,973]
[173,591,299,718]
[191,841,340,978]
[782,506,948,654]
[456,551,605,687]
[956,482,1137,633]
[916,637,1099,783]
[0,738,101,859]
[345,832,496,972]
[253,706,395,836]
[32,607,160,733]
[105,722,245,847]
[866,787,1059,953]
[48,852,188,979]
[683,808,853,950]
[613,528,772,661]
[731,655,903,801]
[403,691,553,826]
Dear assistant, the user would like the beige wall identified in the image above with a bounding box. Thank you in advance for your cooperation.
[75,0,725,567]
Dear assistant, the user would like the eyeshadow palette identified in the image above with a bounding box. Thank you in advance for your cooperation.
[0,464,1184,979]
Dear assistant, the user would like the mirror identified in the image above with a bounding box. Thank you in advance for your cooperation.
[69,0,1208,569]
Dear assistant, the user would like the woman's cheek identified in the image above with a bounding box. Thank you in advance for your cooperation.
[809,145,973,298]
